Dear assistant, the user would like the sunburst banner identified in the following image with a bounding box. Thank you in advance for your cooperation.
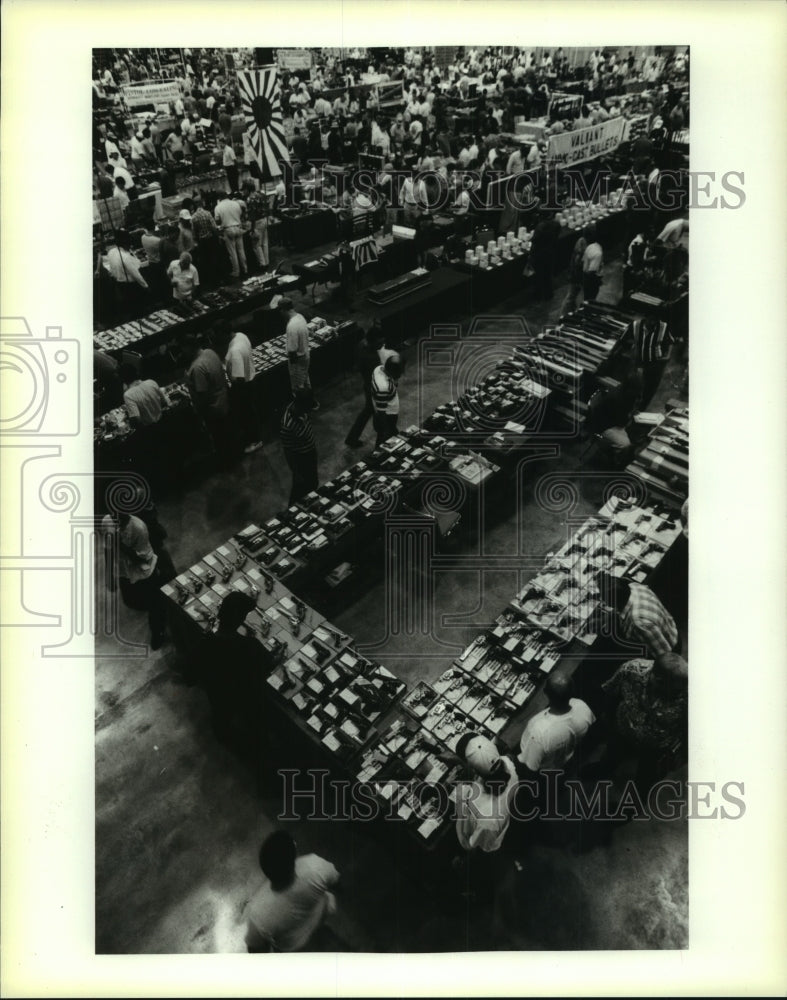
[237,67,290,180]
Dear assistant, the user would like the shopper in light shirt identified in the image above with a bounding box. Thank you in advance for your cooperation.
[218,320,263,454]
[517,673,596,775]
[106,236,148,289]
[214,192,248,279]
[167,252,200,302]
[278,296,312,393]
[245,832,339,953]
[581,226,604,301]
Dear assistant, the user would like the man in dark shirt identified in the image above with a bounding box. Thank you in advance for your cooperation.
[280,387,319,504]
[203,591,274,773]
[185,335,239,463]
[529,215,562,300]
[344,322,385,447]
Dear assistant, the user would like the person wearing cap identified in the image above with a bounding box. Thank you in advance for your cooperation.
[516,673,596,776]
[177,209,195,255]
[106,143,127,168]
[280,388,319,505]
[454,733,519,854]
[278,297,312,393]
[371,353,403,448]
[599,653,688,793]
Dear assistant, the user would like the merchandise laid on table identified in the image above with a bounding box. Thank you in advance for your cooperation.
[92,43,691,956]
[93,273,303,354]
[626,403,688,505]
[94,317,358,467]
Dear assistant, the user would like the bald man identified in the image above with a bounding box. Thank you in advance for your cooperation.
[517,673,595,774]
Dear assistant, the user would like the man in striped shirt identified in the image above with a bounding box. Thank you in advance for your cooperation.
[632,315,673,407]
[371,353,403,448]
[280,388,318,505]
[597,572,680,658]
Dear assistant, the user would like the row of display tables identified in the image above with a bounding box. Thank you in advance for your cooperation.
[95,317,359,472]
[158,305,674,854]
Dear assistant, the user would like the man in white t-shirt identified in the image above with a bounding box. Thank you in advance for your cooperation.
[517,673,595,773]
[245,832,339,952]
[108,153,134,189]
[220,321,262,453]
[167,252,200,302]
[214,193,248,279]
[455,734,519,854]
[278,297,313,394]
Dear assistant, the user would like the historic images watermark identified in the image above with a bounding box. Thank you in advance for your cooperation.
[277,769,745,824]
[273,163,745,213]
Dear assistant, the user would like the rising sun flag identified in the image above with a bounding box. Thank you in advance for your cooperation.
[236,66,290,179]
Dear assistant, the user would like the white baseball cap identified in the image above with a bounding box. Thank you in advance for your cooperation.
[462,734,500,777]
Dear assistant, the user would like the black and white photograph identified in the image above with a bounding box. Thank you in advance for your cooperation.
[1,1,785,996]
[90,39,694,955]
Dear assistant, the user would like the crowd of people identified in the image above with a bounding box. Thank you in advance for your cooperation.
[95,48,689,952]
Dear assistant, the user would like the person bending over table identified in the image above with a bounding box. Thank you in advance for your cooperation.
[596,571,681,659]
[583,369,643,466]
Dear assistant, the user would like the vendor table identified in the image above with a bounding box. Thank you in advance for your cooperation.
[365,267,473,344]
[279,207,338,251]
[93,273,305,363]
[94,319,359,471]
[451,248,530,309]
[625,404,688,506]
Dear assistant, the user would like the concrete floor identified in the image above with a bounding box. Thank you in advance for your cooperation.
[95,242,689,953]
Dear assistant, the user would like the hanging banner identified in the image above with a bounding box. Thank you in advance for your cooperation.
[277,49,313,72]
[122,80,181,108]
[547,117,626,167]
[237,67,290,180]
